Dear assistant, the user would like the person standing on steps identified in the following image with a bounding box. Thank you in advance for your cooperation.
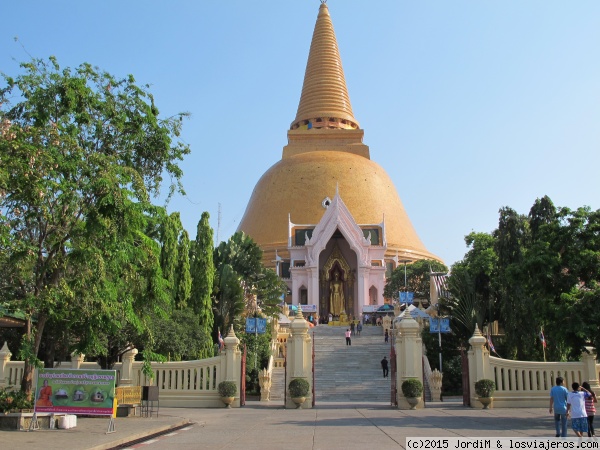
[345,328,351,346]
[350,320,355,336]
[356,321,362,336]
[384,329,389,343]
[381,356,389,378]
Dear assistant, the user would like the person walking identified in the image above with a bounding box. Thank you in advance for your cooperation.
[356,322,362,336]
[384,329,389,343]
[582,381,597,438]
[549,377,569,437]
[345,328,351,346]
[381,356,389,378]
[350,321,355,336]
[567,382,592,441]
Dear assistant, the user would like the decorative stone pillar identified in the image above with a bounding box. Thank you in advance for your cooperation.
[429,369,443,401]
[258,368,271,401]
[223,325,242,407]
[70,352,85,370]
[0,342,12,387]
[119,348,138,387]
[582,347,600,390]
[468,325,491,408]
[396,315,424,409]
[309,267,320,314]
[286,309,312,409]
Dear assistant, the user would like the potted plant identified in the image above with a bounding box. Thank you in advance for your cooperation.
[474,379,495,409]
[401,378,423,410]
[218,381,237,408]
[288,378,310,409]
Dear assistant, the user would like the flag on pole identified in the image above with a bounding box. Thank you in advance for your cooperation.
[486,330,499,356]
[218,330,225,351]
[487,335,496,354]
[540,329,547,348]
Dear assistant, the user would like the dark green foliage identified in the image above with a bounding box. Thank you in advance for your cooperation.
[421,327,463,395]
[149,307,212,361]
[175,230,192,309]
[0,57,189,394]
[239,323,272,393]
[218,381,237,397]
[0,386,34,412]
[401,378,423,397]
[384,259,448,301]
[452,196,600,361]
[288,378,310,397]
[213,263,244,335]
[213,232,287,335]
[160,212,182,302]
[474,379,496,397]
[190,212,215,358]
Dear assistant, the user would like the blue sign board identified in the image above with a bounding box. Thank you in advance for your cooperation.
[399,292,414,304]
[429,318,451,333]
[245,318,267,334]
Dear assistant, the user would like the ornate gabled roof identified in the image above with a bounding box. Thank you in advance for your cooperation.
[290,2,359,131]
[302,191,385,268]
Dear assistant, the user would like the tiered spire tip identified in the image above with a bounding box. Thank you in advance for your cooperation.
[290,2,359,131]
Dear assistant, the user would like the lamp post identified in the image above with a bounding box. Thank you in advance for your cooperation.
[399,260,411,304]
[436,303,442,372]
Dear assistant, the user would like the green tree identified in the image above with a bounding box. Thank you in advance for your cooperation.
[0,57,189,395]
[149,307,212,361]
[213,232,286,335]
[160,212,182,303]
[190,212,215,358]
[175,230,192,309]
[213,263,244,334]
[383,259,448,301]
[452,197,600,361]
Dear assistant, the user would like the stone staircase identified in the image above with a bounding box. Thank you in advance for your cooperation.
[312,325,392,403]
[267,325,393,403]
[269,367,285,401]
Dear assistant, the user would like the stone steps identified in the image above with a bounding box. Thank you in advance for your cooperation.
[313,325,392,403]
[268,325,393,403]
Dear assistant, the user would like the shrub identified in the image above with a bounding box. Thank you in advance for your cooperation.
[0,387,33,413]
[218,381,237,398]
[401,378,423,398]
[474,379,496,397]
[288,378,310,398]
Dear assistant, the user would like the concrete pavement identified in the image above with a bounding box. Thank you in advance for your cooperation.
[0,400,562,450]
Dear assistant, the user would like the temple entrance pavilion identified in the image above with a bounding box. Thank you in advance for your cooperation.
[286,192,386,321]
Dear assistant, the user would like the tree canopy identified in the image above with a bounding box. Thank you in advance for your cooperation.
[0,57,190,393]
[384,259,448,301]
[449,196,600,360]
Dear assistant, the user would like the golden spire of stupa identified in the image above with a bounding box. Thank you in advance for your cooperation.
[290,1,359,131]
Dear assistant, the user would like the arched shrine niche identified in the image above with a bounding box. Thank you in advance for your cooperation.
[369,286,378,306]
[321,244,355,318]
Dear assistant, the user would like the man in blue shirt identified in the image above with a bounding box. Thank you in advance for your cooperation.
[549,377,569,437]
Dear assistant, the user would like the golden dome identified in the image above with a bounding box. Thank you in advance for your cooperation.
[237,2,440,265]
[238,150,439,262]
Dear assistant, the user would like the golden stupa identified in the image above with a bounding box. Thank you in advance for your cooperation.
[238,2,440,266]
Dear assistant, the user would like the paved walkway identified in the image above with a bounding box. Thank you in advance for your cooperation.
[0,400,560,450]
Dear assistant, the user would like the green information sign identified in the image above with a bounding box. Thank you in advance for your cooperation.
[34,368,116,416]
